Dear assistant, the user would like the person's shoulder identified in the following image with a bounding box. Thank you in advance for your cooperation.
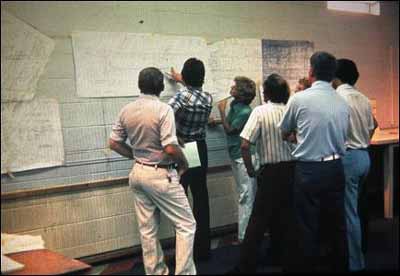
[286,92,303,105]
[120,101,137,113]
[159,100,174,111]
[237,104,253,116]
[252,104,269,115]
[198,89,212,101]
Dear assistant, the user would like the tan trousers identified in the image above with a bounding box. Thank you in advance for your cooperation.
[129,164,197,275]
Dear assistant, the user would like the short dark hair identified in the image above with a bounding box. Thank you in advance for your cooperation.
[234,76,256,105]
[181,58,205,87]
[298,77,311,89]
[335,58,359,86]
[310,51,337,82]
[263,74,290,104]
[138,67,164,96]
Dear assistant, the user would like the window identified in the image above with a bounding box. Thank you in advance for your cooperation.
[327,1,380,15]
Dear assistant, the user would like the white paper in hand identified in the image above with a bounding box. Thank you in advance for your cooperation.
[181,142,201,168]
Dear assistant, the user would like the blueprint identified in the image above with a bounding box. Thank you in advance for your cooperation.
[1,10,55,102]
[262,39,314,93]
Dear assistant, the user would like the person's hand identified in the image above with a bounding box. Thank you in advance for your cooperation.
[246,167,256,178]
[218,99,228,113]
[178,136,185,147]
[170,67,183,83]
[208,116,218,127]
[287,132,297,144]
[177,162,188,177]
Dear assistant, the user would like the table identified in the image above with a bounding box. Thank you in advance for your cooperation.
[5,249,91,275]
[371,128,399,219]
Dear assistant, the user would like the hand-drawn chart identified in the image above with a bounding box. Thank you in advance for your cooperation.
[1,10,55,102]
[1,99,64,174]
[262,40,314,93]
[210,38,262,103]
[72,32,215,99]
[209,39,263,119]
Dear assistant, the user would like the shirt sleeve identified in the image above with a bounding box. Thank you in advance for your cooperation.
[230,109,252,133]
[168,91,183,113]
[160,106,179,147]
[110,109,128,142]
[240,108,260,144]
[278,96,297,134]
[366,101,375,131]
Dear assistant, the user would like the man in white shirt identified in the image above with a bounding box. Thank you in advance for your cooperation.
[332,59,378,272]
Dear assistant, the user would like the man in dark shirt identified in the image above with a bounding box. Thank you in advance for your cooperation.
[169,58,213,261]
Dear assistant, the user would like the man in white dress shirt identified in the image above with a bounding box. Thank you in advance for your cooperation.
[332,58,378,272]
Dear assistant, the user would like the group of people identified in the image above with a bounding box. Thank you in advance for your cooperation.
[109,51,378,274]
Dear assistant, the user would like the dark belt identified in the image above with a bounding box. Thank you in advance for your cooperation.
[135,160,175,169]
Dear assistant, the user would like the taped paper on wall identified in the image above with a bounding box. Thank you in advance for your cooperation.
[262,39,314,93]
[1,10,55,102]
[1,99,64,174]
[71,32,214,99]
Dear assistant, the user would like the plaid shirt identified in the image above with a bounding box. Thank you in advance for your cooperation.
[168,86,213,142]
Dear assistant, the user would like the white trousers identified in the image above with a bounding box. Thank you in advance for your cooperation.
[230,156,258,242]
[129,164,197,275]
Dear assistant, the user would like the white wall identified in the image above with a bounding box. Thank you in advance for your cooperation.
[1,1,398,259]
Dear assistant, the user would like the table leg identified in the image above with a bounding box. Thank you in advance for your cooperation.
[383,144,397,218]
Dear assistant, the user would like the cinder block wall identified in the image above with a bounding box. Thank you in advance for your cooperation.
[1,1,398,258]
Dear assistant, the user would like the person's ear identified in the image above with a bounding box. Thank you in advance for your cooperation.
[308,67,313,79]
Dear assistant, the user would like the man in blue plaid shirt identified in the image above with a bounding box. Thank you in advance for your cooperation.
[168,58,213,261]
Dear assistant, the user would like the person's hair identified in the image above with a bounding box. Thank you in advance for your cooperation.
[335,58,359,86]
[310,51,337,82]
[234,76,256,105]
[138,67,164,96]
[263,73,290,104]
[181,58,205,87]
[298,77,311,89]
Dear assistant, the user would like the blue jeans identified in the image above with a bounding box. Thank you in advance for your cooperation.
[342,149,370,271]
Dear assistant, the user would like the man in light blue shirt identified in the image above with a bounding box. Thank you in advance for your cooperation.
[279,51,350,272]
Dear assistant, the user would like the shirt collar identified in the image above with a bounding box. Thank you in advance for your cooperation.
[186,85,203,92]
[267,100,285,106]
[336,83,354,92]
[311,80,332,88]
[139,94,160,101]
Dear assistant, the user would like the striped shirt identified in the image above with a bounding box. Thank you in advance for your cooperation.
[336,84,375,149]
[168,86,213,142]
[240,101,295,165]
